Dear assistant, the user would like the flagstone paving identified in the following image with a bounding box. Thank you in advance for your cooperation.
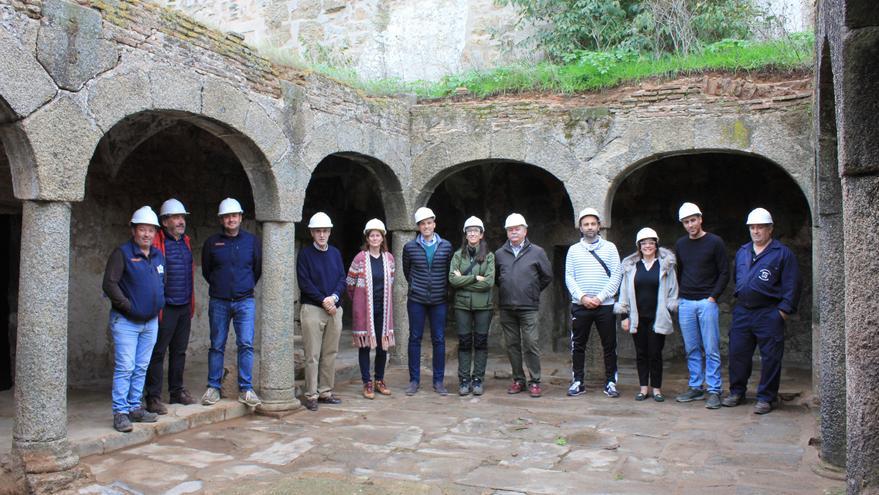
[72,353,844,494]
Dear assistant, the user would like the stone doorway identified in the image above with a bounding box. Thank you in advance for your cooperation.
[0,139,20,391]
[299,153,397,327]
[424,160,577,352]
[69,112,259,389]
[609,151,813,369]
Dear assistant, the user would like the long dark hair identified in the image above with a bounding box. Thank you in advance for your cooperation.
[459,234,488,264]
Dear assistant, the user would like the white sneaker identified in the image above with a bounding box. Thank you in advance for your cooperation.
[201,387,220,406]
[604,381,620,398]
[238,389,262,407]
[567,380,586,396]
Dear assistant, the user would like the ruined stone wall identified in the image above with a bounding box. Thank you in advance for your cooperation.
[157,0,533,81]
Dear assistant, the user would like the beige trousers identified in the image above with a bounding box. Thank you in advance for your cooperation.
[300,303,343,399]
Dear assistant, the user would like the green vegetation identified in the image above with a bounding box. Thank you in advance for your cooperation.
[258,33,813,99]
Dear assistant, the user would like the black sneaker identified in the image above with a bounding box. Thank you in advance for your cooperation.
[675,388,706,402]
[471,379,484,396]
[603,381,619,398]
[113,413,132,433]
[458,382,471,396]
[705,392,722,409]
[128,408,158,423]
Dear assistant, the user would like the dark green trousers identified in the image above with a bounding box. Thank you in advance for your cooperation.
[455,309,492,383]
[500,309,541,384]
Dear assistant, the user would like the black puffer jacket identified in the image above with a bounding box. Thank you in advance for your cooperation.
[495,239,553,310]
[402,235,454,305]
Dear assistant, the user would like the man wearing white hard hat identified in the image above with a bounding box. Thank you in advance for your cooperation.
[102,206,166,432]
[144,199,197,415]
[564,208,623,398]
[495,213,552,398]
[201,198,262,408]
[402,207,454,396]
[722,208,801,414]
[674,202,729,409]
[297,212,347,411]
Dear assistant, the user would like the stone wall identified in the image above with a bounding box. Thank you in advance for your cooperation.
[0,0,818,385]
[157,0,532,82]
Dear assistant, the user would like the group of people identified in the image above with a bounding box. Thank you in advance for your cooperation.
[103,198,262,433]
[103,195,801,432]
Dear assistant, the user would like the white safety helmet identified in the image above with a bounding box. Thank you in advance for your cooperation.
[130,206,160,227]
[504,213,528,229]
[678,202,702,221]
[635,227,659,246]
[363,218,386,235]
[414,207,436,224]
[746,207,773,225]
[217,198,244,216]
[159,198,189,217]
[463,216,485,232]
[577,207,601,227]
[308,212,333,229]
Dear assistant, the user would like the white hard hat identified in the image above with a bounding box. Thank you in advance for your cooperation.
[504,213,528,229]
[746,207,773,225]
[577,207,601,226]
[130,206,160,227]
[308,212,333,229]
[218,198,244,216]
[463,216,485,232]
[678,202,702,221]
[159,198,189,217]
[635,227,659,246]
[363,218,386,235]
[414,207,436,224]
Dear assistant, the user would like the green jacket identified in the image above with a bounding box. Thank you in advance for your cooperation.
[448,248,495,310]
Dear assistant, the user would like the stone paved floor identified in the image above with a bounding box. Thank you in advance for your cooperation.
[72,353,843,495]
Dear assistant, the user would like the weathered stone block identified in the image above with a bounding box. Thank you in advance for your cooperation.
[0,29,56,120]
[36,0,118,91]
[148,66,203,114]
[87,67,151,132]
[203,77,249,132]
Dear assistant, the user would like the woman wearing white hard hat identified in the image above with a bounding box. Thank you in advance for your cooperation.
[346,219,396,399]
[449,216,495,396]
[102,206,165,432]
[614,227,679,402]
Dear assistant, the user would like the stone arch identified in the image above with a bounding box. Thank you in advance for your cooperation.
[608,150,813,368]
[604,148,814,226]
[299,151,407,231]
[411,136,581,216]
[0,98,40,201]
[67,108,276,386]
[423,159,577,352]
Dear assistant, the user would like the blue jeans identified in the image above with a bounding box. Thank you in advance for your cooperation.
[111,310,159,414]
[678,298,722,393]
[407,300,447,385]
[208,297,255,391]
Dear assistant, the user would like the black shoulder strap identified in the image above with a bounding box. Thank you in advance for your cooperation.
[589,249,611,277]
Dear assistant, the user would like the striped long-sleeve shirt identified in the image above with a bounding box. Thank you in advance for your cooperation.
[565,236,623,306]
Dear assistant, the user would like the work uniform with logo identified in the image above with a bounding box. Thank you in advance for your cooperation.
[728,238,801,404]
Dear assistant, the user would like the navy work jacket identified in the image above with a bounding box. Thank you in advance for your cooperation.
[733,238,801,314]
[202,229,262,300]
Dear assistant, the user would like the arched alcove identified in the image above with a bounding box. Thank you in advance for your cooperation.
[69,111,267,388]
[0,114,21,392]
[424,159,577,351]
[610,152,813,368]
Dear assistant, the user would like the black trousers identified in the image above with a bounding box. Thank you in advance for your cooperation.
[359,310,387,383]
[571,304,617,384]
[631,316,665,388]
[145,303,192,399]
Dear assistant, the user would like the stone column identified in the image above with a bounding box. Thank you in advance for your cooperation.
[843,174,879,493]
[817,170,846,469]
[14,201,78,473]
[391,230,415,364]
[256,221,300,414]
